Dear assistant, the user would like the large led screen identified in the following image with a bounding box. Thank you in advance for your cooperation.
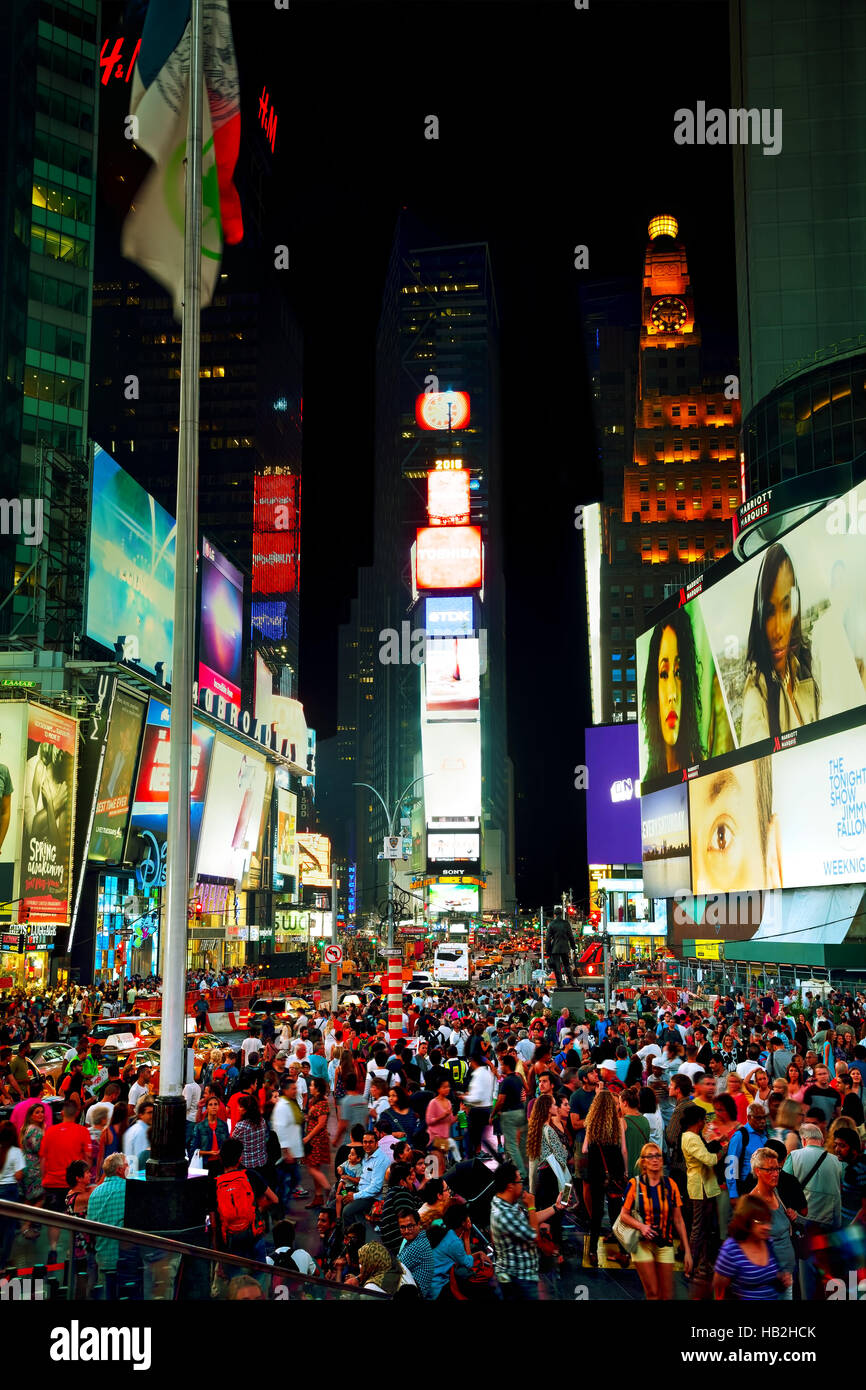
[19,705,78,925]
[416,526,483,591]
[640,782,690,899]
[424,597,474,638]
[423,638,480,716]
[585,724,642,864]
[298,833,331,887]
[127,698,214,866]
[88,688,147,863]
[421,721,482,821]
[195,736,268,886]
[428,469,470,525]
[274,787,298,878]
[87,445,176,675]
[427,883,479,913]
[199,536,243,710]
[427,832,480,863]
[688,724,866,895]
[637,479,866,796]
[0,704,28,909]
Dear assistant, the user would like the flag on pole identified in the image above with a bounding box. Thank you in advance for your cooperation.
[121,0,243,319]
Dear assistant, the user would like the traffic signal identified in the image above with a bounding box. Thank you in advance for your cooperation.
[567,905,576,918]
[590,910,601,927]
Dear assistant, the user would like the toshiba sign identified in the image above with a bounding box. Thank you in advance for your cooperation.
[416,526,483,591]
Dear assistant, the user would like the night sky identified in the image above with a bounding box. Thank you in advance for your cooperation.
[101,0,737,907]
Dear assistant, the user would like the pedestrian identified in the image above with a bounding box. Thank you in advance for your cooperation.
[582,1088,628,1269]
[618,1142,692,1299]
[303,1075,332,1209]
[713,1193,791,1300]
[489,1159,564,1301]
[680,1102,725,1299]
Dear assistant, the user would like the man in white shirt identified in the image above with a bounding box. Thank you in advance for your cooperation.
[463,1056,496,1157]
[271,1077,306,1203]
[637,1041,663,1065]
[287,1062,307,1111]
[122,1097,154,1171]
[182,1078,201,1147]
[515,1031,535,1063]
[240,1031,261,1065]
[127,1064,152,1112]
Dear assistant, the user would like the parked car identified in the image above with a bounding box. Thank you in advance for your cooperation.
[28,1042,70,1083]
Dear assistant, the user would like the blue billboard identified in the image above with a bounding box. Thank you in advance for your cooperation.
[585,724,643,865]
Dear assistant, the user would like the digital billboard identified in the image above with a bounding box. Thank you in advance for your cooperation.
[585,724,643,865]
[195,736,269,886]
[427,882,479,914]
[428,469,470,525]
[415,391,470,431]
[298,832,331,887]
[87,444,176,675]
[252,471,300,595]
[199,537,244,710]
[416,526,483,591]
[637,479,866,796]
[427,832,480,863]
[640,781,690,899]
[423,638,480,716]
[421,720,482,822]
[88,687,147,863]
[424,597,474,638]
[19,705,78,925]
[0,704,28,910]
[127,698,214,868]
[275,787,298,878]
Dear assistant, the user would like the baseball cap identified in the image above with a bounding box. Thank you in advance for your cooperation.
[599,1059,617,1073]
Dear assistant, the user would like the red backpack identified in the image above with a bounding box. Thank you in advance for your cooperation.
[215,1168,260,1236]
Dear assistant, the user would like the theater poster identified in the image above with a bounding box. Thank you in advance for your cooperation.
[19,706,78,925]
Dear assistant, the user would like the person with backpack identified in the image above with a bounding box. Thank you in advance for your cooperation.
[618,1142,692,1300]
[724,1103,769,1204]
[210,1137,277,1267]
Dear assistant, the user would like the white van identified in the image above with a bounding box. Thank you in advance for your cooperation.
[433,944,470,985]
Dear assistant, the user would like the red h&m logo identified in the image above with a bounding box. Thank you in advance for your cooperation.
[258,88,278,152]
[99,36,140,85]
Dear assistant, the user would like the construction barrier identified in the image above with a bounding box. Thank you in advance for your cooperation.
[204,1012,245,1033]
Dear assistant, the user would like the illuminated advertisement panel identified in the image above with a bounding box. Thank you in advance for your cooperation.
[19,705,78,925]
[87,444,176,674]
[416,526,482,591]
[637,479,866,796]
[427,469,470,525]
[427,832,480,866]
[423,638,480,716]
[640,782,690,899]
[199,536,244,710]
[195,736,269,886]
[127,698,214,869]
[421,721,482,821]
[427,883,479,914]
[0,704,29,911]
[275,787,298,878]
[298,833,331,887]
[251,471,300,594]
[415,391,470,431]
[585,725,642,864]
[424,597,474,637]
[88,688,147,863]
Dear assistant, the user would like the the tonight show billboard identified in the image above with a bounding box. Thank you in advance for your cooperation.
[585,725,642,865]
[87,445,176,676]
[199,536,244,711]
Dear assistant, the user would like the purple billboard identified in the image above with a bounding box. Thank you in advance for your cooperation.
[585,724,642,864]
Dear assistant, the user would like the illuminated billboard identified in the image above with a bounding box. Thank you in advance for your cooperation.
[298,833,331,887]
[421,720,482,821]
[19,705,78,925]
[423,638,480,716]
[127,697,214,868]
[640,782,690,899]
[637,479,866,796]
[427,882,479,914]
[88,687,147,863]
[0,704,28,911]
[275,787,298,878]
[199,537,244,711]
[427,469,470,525]
[415,391,470,431]
[585,725,642,864]
[424,597,474,637]
[87,444,176,675]
[416,526,483,591]
[427,832,480,863]
[195,736,269,886]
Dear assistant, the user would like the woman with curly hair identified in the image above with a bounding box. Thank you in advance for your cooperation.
[582,1088,629,1268]
[641,608,705,786]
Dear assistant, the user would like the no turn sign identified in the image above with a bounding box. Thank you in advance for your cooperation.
[324,944,343,966]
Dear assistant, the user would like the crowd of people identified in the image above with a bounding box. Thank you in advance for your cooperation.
[1,964,865,1301]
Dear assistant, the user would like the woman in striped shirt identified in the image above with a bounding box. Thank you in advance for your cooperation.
[713,1194,792,1300]
[619,1143,692,1300]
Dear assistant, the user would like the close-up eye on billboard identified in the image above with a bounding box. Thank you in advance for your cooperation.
[127,698,214,867]
[637,480,866,796]
[88,687,147,864]
[199,536,244,710]
[87,444,177,675]
[585,724,643,865]
[195,736,269,886]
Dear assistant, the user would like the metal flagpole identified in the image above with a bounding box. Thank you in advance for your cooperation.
[149,0,203,1179]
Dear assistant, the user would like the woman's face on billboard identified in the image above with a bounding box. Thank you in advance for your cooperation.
[658,625,682,751]
[765,561,796,676]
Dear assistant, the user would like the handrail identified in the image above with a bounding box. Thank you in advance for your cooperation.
[0,1199,388,1298]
